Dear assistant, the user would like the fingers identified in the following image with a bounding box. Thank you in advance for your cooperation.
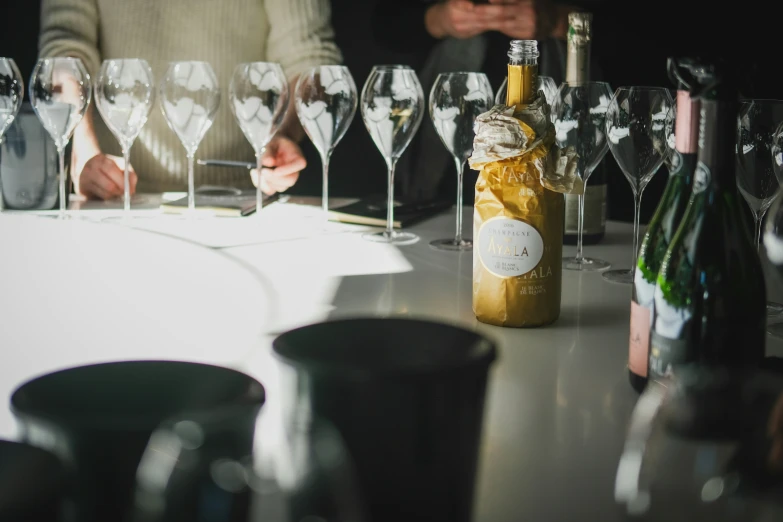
[77,154,130,200]
[250,167,300,196]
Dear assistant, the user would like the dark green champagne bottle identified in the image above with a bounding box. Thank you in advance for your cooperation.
[628,58,702,393]
[650,62,766,381]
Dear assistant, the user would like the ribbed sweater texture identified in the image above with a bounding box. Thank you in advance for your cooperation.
[39,0,342,192]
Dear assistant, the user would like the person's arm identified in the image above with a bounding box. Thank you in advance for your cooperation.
[258,0,343,195]
[39,0,130,199]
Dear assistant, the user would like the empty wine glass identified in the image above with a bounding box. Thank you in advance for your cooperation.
[29,57,92,218]
[160,61,221,214]
[554,80,614,271]
[295,65,357,215]
[429,72,493,251]
[736,99,783,317]
[361,65,425,245]
[602,86,674,284]
[495,74,558,109]
[230,62,289,215]
[615,367,783,521]
[94,59,155,213]
[0,57,24,212]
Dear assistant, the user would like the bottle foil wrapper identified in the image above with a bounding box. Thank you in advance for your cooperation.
[469,93,581,327]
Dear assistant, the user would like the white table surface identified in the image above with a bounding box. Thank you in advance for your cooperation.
[1,194,781,521]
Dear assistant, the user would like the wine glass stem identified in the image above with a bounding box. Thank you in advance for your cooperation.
[631,191,643,281]
[754,212,763,252]
[576,192,586,262]
[187,153,195,212]
[122,147,131,212]
[58,147,66,218]
[255,150,264,214]
[385,157,397,238]
[0,138,4,212]
[322,153,330,215]
[454,156,466,243]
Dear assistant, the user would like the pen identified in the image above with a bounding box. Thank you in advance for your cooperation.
[197,159,277,170]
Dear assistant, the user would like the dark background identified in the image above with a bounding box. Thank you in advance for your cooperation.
[1,0,776,223]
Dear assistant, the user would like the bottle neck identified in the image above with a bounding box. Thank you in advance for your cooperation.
[694,97,739,192]
[674,90,699,155]
[506,63,538,108]
[565,38,590,85]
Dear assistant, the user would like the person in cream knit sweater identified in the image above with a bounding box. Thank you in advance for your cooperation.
[39,0,343,199]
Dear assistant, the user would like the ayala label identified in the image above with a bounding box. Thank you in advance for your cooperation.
[477,217,544,278]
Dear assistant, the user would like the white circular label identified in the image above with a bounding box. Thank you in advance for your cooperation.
[693,162,710,193]
[477,217,544,278]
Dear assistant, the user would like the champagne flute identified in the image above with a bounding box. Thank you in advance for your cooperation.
[295,65,357,215]
[29,57,92,218]
[736,99,783,317]
[94,59,155,213]
[553,80,614,270]
[496,74,558,109]
[429,72,493,251]
[230,62,289,215]
[160,61,220,214]
[361,65,425,245]
[602,86,674,284]
[0,57,24,212]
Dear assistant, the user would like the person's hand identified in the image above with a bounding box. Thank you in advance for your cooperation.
[426,1,492,40]
[425,0,537,41]
[250,136,306,195]
[77,153,138,200]
[485,0,537,40]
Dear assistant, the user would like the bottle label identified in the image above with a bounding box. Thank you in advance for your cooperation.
[565,185,606,235]
[477,216,544,278]
[649,331,688,380]
[629,301,652,377]
[693,162,710,194]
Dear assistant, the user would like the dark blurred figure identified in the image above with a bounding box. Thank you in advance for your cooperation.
[371,0,590,204]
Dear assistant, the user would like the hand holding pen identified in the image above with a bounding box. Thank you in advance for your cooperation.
[198,136,305,196]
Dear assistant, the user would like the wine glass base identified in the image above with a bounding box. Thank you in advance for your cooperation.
[602,268,633,285]
[363,230,419,246]
[767,301,783,317]
[562,256,610,271]
[430,238,472,251]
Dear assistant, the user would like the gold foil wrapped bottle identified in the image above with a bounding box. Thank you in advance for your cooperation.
[471,40,581,327]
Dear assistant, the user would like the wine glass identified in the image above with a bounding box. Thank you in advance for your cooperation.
[496,74,558,109]
[736,99,783,317]
[602,86,674,284]
[29,57,92,218]
[131,413,365,522]
[360,65,425,245]
[160,61,221,214]
[553,80,614,271]
[0,57,24,212]
[615,366,783,521]
[295,65,357,216]
[429,72,493,251]
[230,62,289,216]
[94,59,155,213]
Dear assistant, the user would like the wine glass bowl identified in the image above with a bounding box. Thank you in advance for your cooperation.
[29,57,92,218]
[553,80,614,271]
[496,74,558,109]
[429,72,493,251]
[602,86,674,284]
[94,59,155,212]
[230,61,289,215]
[0,57,24,212]
[160,61,221,213]
[736,99,783,317]
[360,65,425,245]
[295,65,357,215]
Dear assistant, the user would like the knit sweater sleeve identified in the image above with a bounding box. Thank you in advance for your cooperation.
[38,0,101,76]
[264,0,343,80]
